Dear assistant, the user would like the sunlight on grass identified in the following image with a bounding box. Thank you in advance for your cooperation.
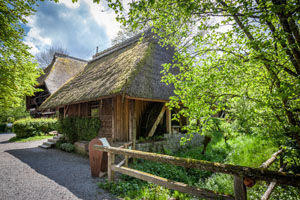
[9,135,52,143]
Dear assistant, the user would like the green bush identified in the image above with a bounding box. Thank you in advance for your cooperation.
[58,117,101,143]
[13,118,57,138]
[59,143,75,152]
[0,105,30,123]
[0,123,6,133]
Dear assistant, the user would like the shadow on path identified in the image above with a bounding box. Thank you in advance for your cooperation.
[6,147,115,200]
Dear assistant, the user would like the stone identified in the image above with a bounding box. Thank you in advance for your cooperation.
[74,141,89,156]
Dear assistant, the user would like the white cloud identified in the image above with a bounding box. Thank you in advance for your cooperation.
[24,15,52,55]
[23,0,131,57]
[84,0,121,42]
[59,0,80,9]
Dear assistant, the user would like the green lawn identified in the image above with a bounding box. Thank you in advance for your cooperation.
[9,135,53,143]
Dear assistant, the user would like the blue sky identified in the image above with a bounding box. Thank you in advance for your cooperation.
[24,0,122,60]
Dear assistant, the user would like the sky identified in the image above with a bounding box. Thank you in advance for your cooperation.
[23,0,122,60]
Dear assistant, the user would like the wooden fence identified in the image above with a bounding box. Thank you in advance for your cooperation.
[94,145,300,200]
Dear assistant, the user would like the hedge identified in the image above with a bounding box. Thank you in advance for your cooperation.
[58,117,101,143]
[0,123,6,133]
[13,118,58,138]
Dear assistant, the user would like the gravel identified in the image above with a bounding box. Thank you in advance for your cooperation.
[0,133,117,200]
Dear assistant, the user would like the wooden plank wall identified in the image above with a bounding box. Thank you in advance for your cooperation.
[113,96,151,142]
[62,97,154,142]
[98,98,113,141]
[67,104,78,117]
[80,102,89,117]
[114,96,129,142]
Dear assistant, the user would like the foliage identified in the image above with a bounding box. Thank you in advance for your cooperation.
[0,103,30,123]
[105,0,300,160]
[57,142,75,152]
[58,117,101,143]
[0,0,41,111]
[9,135,52,143]
[13,118,57,138]
[36,45,68,68]
[0,123,6,133]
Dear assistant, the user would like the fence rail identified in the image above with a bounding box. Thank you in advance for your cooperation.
[94,145,300,200]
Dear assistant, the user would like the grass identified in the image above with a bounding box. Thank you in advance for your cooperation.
[9,135,52,143]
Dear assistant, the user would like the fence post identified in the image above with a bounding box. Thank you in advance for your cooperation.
[234,176,247,200]
[124,143,129,167]
[108,152,115,182]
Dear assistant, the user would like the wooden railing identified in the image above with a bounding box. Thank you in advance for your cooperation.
[94,145,300,200]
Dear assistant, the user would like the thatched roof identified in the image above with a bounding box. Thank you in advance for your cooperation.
[37,53,87,94]
[40,32,175,109]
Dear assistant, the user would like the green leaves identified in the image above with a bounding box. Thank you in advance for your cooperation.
[106,0,300,148]
[0,0,41,111]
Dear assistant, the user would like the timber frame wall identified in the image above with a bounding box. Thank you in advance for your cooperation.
[60,95,172,142]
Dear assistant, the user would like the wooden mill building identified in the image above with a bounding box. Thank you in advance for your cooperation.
[40,32,178,142]
[26,53,87,117]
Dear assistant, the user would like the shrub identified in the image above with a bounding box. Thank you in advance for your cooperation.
[59,143,75,152]
[0,123,6,133]
[13,118,57,138]
[0,105,30,123]
[58,117,101,143]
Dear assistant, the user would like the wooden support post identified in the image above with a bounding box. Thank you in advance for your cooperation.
[129,100,133,141]
[108,152,115,182]
[234,176,247,200]
[166,106,172,134]
[132,101,136,150]
[111,98,115,141]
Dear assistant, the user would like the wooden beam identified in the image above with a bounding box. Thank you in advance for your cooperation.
[64,105,69,118]
[260,149,284,169]
[166,107,171,134]
[125,95,168,103]
[147,106,167,137]
[111,165,234,200]
[93,145,300,187]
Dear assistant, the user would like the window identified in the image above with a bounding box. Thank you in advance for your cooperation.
[89,101,100,117]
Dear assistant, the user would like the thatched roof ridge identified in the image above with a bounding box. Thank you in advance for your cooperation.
[40,33,175,109]
[91,29,153,62]
[37,54,87,94]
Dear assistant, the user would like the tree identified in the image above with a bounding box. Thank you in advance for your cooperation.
[107,0,300,148]
[36,45,68,68]
[111,25,149,45]
[0,0,41,111]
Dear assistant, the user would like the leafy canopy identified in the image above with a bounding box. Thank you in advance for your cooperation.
[0,0,41,111]
[105,0,300,147]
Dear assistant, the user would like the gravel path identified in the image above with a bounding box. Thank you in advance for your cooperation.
[0,133,117,200]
